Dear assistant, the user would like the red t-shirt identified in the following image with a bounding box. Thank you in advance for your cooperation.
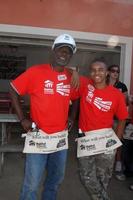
[72,77,128,132]
[11,64,75,134]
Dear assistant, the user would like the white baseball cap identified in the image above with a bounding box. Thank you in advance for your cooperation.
[52,34,76,54]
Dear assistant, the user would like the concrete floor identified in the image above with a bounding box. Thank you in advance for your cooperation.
[0,132,133,200]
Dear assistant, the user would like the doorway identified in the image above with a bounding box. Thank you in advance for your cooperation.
[0,24,132,90]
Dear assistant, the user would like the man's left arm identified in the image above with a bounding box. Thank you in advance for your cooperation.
[68,99,80,132]
[115,91,129,139]
[66,67,80,89]
[115,120,126,139]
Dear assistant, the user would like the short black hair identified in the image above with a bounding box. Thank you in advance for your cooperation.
[108,64,120,71]
[90,57,108,68]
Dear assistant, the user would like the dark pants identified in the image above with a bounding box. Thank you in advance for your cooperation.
[123,139,133,176]
[78,151,116,200]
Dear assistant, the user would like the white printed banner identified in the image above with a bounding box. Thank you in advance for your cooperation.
[77,128,122,158]
[23,130,68,154]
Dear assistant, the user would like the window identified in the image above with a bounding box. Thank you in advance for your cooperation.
[0,55,26,79]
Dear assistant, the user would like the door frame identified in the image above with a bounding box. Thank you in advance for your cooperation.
[0,24,132,90]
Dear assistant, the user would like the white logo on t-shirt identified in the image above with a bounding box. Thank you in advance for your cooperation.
[88,84,95,92]
[94,97,112,112]
[45,80,53,88]
[86,84,95,102]
[44,80,54,94]
[56,83,70,96]
[86,84,112,112]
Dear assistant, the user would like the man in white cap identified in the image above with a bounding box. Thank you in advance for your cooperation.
[10,34,78,200]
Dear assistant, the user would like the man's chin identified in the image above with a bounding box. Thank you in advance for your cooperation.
[93,79,101,83]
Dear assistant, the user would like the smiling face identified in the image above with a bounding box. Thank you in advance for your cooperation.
[51,46,73,70]
[90,61,108,88]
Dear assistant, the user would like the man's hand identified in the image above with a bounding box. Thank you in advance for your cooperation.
[115,120,126,140]
[67,118,74,132]
[20,118,32,132]
[66,67,80,89]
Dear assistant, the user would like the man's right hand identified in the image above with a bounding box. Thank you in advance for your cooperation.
[67,118,74,132]
[20,118,32,132]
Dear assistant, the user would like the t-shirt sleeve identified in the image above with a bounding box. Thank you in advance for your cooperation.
[70,76,91,100]
[70,87,80,100]
[122,83,128,93]
[10,67,33,95]
[115,91,128,120]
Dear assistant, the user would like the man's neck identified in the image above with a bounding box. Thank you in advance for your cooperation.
[50,64,65,72]
[94,82,107,89]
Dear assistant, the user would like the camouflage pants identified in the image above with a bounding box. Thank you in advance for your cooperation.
[78,151,116,200]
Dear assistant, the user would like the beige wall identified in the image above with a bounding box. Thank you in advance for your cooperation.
[0,0,132,37]
[0,0,133,93]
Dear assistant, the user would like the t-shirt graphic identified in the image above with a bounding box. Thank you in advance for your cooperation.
[86,84,112,111]
[56,82,70,96]
[44,80,54,94]
[93,97,112,112]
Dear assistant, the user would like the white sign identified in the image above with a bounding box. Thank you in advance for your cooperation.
[23,130,68,154]
[77,128,122,158]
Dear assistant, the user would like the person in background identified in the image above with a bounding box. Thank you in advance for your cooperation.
[10,33,78,200]
[108,64,128,103]
[129,95,133,191]
[108,64,128,181]
[71,58,128,200]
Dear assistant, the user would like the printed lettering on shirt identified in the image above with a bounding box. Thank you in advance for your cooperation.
[56,82,70,96]
[94,97,112,112]
[44,80,54,94]
[88,84,95,92]
[86,84,112,112]
[86,84,95,102]
[86,91,93,102]
[58,74,67,81]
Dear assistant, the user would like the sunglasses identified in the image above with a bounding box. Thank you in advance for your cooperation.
[110,69,120,73]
